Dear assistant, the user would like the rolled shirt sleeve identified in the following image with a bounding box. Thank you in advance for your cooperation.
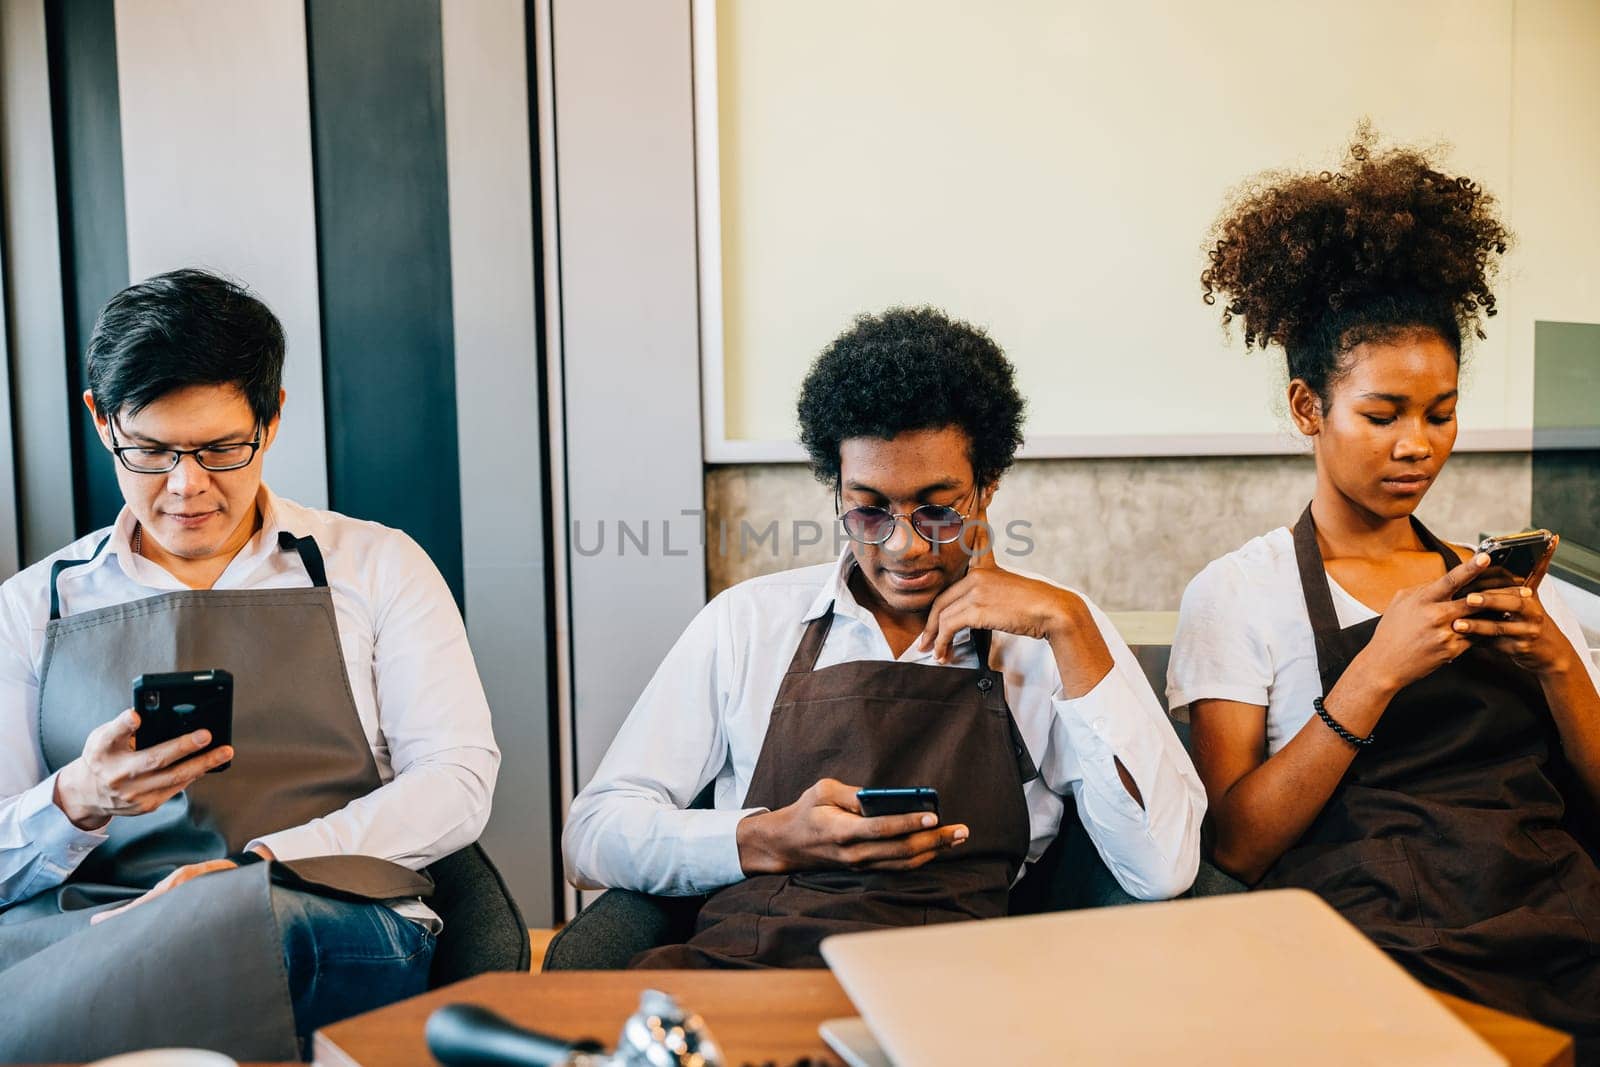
[1042,602,1207,901]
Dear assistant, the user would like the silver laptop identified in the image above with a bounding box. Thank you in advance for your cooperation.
[820,889,1505,1066]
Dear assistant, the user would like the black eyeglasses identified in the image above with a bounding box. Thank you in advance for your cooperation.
[836,489,974,546]
[108,417,264,474]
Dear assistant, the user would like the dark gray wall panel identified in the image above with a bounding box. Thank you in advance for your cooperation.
[0,0,78,567]
[45,0,128,534]
[306,0,463,603]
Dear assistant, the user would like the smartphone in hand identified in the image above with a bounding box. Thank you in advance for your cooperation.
[132,669,234,772]
[856,787,940,819]
[1455,530,1558,600]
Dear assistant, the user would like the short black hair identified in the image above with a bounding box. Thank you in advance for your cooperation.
[797,306,1027,489]
[86,269,286,425]
[1201,124,1511,401]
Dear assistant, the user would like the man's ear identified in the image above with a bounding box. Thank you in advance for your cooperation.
[1287,380,1323,437]
[261,388,287,452]
[978,480,998,512]
[82,391,112,447]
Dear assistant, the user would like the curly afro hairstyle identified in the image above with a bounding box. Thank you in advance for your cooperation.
[797,306,1026,489]
[1201,123,1511,400]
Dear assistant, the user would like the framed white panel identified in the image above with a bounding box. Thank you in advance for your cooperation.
[113,0,328,506]
[695,0,1597,462]
[0,190,18,577]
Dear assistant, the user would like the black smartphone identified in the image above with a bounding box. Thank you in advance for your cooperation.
[131,669,234,772]
[1455,530,1557,599]
[856,787,940,819]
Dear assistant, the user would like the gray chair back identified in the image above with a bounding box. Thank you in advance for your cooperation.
[425,844,532,985]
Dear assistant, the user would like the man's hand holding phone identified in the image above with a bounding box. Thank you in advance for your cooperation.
[53,709,235,832]
[736,777,967,875]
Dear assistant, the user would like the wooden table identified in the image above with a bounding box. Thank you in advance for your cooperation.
[314,970,1575,1067]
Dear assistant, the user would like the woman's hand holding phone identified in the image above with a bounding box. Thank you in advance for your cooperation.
[1452,587,1578,677]
[1448,532,1576,676]
[1352,552,1490,696]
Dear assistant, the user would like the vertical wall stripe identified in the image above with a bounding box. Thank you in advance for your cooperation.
[306,0,464,605]
[531,0,579,921]
[44,0,128,535]
[0,0,78,567]
[550,0,707,786]
[112,0,330,510]
[439,0,554,923]
[0,160,19,577]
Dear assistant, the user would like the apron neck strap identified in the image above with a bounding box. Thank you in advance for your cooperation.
[1409,516,1464,574]
[787,604,835,675]
[277,531,329,588]
[49,535,113,622]
[49,531,329,622]
[972,626,994,673]
[1292,505,1343,640]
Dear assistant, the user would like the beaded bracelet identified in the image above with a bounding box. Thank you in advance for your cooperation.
[1314,696,1374,748]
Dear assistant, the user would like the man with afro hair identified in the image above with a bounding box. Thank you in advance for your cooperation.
[565,306,1205,968]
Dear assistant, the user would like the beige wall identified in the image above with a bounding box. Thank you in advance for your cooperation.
[705,454,1533,611]
[704,0,1600,457]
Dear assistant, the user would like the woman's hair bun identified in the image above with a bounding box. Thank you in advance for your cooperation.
[1201,122,1511,391]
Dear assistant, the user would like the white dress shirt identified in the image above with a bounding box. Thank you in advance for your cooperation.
[564,552,1205,901]
[0,487,501,927]
[1167,526,1600,754]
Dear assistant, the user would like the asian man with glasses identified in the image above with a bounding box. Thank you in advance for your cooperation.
[564,306,1205,968]
[0,269,500,1061]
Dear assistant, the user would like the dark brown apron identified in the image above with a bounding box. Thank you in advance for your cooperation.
[1262,506,1600,1055]
[0,531,432,1063]
[632,600,1037,969]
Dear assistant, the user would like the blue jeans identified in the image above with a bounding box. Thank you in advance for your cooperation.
[274,888,436,1055]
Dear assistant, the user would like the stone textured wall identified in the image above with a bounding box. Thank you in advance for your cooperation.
[704,453,1533,611]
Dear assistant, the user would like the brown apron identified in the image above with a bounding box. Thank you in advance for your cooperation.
[1262,506,1600,1055]
[632,601,1037,969]
[0,531,432,1063]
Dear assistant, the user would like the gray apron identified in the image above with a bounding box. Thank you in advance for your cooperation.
[0,531,432,1063]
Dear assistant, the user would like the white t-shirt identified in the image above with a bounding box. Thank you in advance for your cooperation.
[1167,526,1600,755]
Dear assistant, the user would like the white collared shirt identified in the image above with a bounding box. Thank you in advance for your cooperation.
[564,552,1205,900]
[0,487,501,926]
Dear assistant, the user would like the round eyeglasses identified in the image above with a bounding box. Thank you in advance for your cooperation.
[108,416,264,474]
[838,502,970,545]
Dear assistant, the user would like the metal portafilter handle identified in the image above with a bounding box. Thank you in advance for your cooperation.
[425,1003,609,1067]
[424,991,724,1067]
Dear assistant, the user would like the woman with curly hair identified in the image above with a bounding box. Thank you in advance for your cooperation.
[1168,129,1600,1050]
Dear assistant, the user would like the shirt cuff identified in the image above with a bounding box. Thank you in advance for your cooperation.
[22,772,109,869]
[690,806,766,891]
[1051,668,1161,821]
[245,824,331,865]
